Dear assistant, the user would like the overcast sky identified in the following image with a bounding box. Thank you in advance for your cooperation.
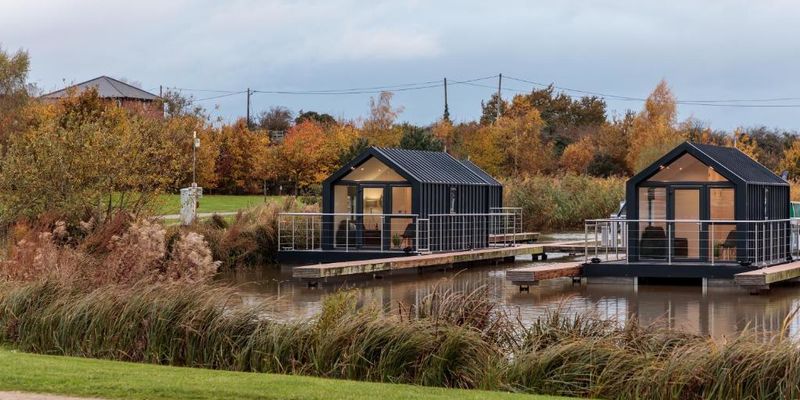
[3,0,800,130]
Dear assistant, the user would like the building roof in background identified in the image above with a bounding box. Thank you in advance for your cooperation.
[40,76,159,101]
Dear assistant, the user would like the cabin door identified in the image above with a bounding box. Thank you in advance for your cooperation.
[670,187,703,261]
[359,186,386,249]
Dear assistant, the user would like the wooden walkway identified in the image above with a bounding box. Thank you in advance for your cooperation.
[506,263,583,285]
[543,241,624,255]
[734,261,800,292]
[291,242,593,281]
[489,232,539,243]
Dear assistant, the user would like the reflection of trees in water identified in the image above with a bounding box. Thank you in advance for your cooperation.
[221,264,800,339]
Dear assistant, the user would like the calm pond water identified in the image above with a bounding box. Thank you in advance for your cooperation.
[218,233,800,338]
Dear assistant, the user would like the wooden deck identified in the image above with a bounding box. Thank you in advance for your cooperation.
[734,261,800,292]
[506,262,583,285]
[543,241,624,255]
[489,232,539,243]
[291,242,577,281]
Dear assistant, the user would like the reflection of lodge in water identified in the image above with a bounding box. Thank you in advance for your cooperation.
[584,142,792,281]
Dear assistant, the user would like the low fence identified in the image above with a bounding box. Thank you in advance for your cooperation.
[584,218,800,267]
[278,209,522,254]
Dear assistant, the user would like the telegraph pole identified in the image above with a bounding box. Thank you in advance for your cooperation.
[496,73,502,121]
[443,77,450,122]
[246,88,252,128]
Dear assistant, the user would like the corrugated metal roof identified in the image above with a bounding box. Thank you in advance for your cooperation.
[690,142,786,185]
[40,76,159,101]
[373,147,498,185]
[458,159,502,187]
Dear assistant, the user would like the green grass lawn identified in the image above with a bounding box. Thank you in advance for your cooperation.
[156,194,287,215]
[0,349,568,400]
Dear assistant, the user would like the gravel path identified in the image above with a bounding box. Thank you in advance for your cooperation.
[0,392,104,400]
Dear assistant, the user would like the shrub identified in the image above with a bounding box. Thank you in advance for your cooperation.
[504,173,625,231]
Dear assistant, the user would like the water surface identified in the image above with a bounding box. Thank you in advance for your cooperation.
[219,233,800,338]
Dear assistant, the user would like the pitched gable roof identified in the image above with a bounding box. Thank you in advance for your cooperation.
[629,141,787,186]
[41,76,159,101]
[689,143,785,185]
[327,147,502,186]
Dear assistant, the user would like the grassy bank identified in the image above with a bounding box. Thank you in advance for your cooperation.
[155,194,287,215]
[3,282,800,399]
[0,348,566,400]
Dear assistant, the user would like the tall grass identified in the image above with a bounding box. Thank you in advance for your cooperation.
[2,281,800,398]
[188,197,317,267]
[504,174,625,232]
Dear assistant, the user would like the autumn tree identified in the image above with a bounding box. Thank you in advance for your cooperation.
[0,90,182,222]
[460,123,504,176]
[271,120,331,194]
[0,46,31,146]
[494,108,551,176]
[479,93,508,125]
[295,110,336,125]
[398,123,443,151]
[213,119,270,194]
[504,85,606,154]
[730,128,760,162]
[780,139,800,179]
[626,80,685,172]
[560,136,594,174]
[257,106,293,132]
[363,91,404,146]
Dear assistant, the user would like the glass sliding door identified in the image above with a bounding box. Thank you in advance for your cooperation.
[672,188,701,260]
[361,187,384,248]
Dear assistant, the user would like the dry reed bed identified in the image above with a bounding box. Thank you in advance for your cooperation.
[1,282,799,399]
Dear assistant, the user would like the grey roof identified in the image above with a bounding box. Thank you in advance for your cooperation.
[40,76,159,101]
[689,142,786,185]
[373,147,500,185]
[458,159,502,186]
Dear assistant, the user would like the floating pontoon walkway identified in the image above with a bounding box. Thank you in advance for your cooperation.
[293,241,584,281]
[488,232,539,244]
[506,262,583,287]
[734,261,800,293]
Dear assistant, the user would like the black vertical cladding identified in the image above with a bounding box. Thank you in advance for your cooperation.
[625,142,790,265]
[321,147,504,251]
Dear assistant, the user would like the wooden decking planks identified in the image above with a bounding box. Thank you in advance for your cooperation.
[506,263,582,284]
[293,243,557,280]
[734,261,800,291]
[488,232,539,243]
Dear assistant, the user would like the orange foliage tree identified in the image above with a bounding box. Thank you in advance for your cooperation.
[626,80,685,173]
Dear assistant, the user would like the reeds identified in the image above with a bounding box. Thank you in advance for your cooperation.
[1,281,800,398]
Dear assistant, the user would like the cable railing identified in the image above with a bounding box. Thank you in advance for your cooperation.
[584,218,798,267]
[278,211,522,254]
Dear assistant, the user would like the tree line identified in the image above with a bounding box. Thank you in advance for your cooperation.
[3,46,800,222]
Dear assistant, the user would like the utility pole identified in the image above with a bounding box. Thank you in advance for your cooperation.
[496,73,503,122]
[443,77,450,122]
[246,88,252,129]
[159,85,162,97]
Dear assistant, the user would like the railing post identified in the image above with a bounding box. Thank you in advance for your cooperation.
[381,215,385,252]
[755,223,759,266]
[584,222,588,264]
[292,215,296,250]
[277,216,282,250]
[710,222,714,266]
[668,224,672,265]
[594,222,598,259]
[771,222,774,264]
[345,216,349,252]
[624,221,629,264]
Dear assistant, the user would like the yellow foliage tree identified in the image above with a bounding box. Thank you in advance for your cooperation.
[560,136,594,174]
[730,128,760,161]
[495,108,552,176]
[626,80,685,173]
[780,139,800,179]
[362,91,404,147]
[213,119,270,194]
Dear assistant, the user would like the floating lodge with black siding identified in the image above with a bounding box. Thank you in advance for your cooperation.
[584,141,794,280]
[277,147,513,263]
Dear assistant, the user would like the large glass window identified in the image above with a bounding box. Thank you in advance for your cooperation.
[343,157,406,182]
[673,189,700,259]
[648,154,728,182]
[390,187,413,250]
[639,187,667,259]
[362,188,384,248]
[710,188,736,262]
[333,185,356,248]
